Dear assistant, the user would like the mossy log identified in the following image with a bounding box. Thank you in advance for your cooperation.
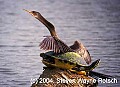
[31,68,98,87]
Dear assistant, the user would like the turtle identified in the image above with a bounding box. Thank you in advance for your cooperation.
[40,51,100,75]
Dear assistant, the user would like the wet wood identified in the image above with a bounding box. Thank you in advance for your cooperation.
[31,68,98,87]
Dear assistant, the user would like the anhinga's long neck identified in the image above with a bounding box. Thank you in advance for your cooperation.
[37,14,58,37]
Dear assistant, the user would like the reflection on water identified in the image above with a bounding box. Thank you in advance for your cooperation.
[0,0,120,87]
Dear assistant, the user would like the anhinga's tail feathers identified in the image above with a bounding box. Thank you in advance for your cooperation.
[39,36,73,53]
[89,71,113,79]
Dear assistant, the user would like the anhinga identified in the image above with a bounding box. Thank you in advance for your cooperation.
[24,9,91,64]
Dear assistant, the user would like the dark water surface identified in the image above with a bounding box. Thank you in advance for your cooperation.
[0,0,120,87]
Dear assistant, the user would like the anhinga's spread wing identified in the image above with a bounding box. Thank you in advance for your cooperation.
[40,37,91,64]
[39,36,74,53]
[70,41,91,64]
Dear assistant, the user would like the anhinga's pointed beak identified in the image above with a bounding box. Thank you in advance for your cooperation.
[23,9,31,13]
[23,9,33,16]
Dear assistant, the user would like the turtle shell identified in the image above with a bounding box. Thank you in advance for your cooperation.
[41,51,87,66]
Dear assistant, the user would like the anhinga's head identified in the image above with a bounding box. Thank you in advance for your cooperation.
[23,9,57,37]
[23,9,42,19]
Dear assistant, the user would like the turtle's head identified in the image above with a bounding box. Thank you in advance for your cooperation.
[23,9,42,19]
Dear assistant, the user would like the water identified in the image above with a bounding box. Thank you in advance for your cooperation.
[0,0,120,87]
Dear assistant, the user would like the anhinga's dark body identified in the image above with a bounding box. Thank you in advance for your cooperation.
[24,9,91,64]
